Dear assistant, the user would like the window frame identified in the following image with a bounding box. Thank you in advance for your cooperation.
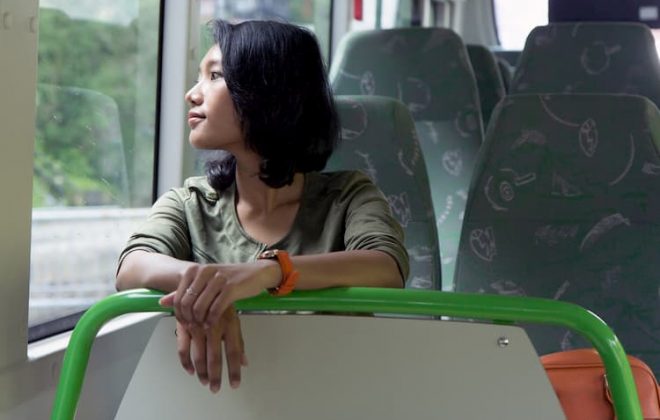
[24,0,168,343]
[1,0,39,370]
[491,0,503,46]
[0,0,184,408]
[0,0,187,356]
[19,0,342,345]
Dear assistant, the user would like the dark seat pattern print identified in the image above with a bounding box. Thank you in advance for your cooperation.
[328,96,441,290]
[511,22,660,107]
[330,28,484,289]
[466,44,506,129]
[455,93,660,375]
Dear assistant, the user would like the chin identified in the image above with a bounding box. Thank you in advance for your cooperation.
[189,134,213,150]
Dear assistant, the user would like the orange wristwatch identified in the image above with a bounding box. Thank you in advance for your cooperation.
[257,249,300,296]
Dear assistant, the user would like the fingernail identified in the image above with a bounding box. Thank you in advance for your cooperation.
[230,380,240,389]
[211,384,220,393]
[186,368,194,375]
[200,378,209,386]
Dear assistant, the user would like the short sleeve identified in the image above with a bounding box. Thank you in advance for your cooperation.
[117,189,192,271]
[343,173,410,283]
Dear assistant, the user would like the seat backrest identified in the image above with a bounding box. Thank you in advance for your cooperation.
[496,56,514,92]
[330,28,484,288]
[116,316,564,419]
[327,96,440,289]
[511,22,660,107]
[455,93,660,375]
[467,44,506,128]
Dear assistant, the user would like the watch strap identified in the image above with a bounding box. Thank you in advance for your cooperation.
[257,250,299,296]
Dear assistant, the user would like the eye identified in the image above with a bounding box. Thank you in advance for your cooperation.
[210,71,224,81]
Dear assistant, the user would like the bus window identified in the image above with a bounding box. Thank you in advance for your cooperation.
[493,0,548,50]
[653,29,660,57]
[29,0,161,336]
[350,0,420,32]
[200,0,332,61]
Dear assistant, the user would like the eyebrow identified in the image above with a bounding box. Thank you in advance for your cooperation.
[198,59,221,73]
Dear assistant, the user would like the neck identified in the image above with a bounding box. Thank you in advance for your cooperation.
[234,153,304,213]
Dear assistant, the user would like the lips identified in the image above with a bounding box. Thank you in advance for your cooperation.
[188,111,205,128]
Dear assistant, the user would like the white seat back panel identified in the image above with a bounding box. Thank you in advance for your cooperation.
[115,315,563,420]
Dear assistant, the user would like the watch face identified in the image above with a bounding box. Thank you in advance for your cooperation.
[259,249,279,259]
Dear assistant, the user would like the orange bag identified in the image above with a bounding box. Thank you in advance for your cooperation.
[541,349,660,419]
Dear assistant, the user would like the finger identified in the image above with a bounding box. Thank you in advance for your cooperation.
[233,307,248,366]
[208,287,234,323]
[224,311,243,389]
[206,323,223,393]
[159,292,176,307]
[180,266,215,325]
[190,326,209,386]
[174,265,197,323]
[175,322,194,375]
[239,320,248,367]
[193,273,226,326]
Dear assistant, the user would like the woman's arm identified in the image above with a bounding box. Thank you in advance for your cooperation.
[285,249,403,289]
[116,250,196,292]
[157,249,401,329]
[116,248,401,293]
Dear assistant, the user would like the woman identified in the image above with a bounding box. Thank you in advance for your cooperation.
[116,20,408,394]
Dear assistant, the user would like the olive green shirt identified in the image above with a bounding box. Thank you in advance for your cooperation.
[119,171,409,281]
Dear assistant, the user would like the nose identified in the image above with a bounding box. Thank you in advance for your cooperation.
[185,83,202,106]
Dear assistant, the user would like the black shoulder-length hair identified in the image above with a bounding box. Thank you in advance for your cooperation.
[205,19,339,191]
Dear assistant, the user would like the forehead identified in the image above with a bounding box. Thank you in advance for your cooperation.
[200,45,222,68]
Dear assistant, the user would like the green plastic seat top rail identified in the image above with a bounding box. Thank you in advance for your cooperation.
[51,288,643,420]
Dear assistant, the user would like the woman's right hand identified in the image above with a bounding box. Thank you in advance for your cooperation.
[174,306,248,393]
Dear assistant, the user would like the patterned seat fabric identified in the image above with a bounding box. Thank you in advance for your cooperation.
[467,44,506,129]
[330,28,484,289]
[511,22,660,107]
[328,96,441,290]
[455,93,660,375]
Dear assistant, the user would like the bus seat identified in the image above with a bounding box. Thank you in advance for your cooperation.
[454,93,660,376]
[327,96,440,289]
[330,28,484,289]
[115,315,564,419]
[467,44,506,129]
[511,22,660,107]
[496,56,514,92]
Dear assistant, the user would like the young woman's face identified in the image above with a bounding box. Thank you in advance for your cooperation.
[185,45,243,150]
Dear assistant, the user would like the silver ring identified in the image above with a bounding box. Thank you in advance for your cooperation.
[185,287,199,297]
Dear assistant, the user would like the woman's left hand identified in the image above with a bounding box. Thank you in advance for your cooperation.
[174,306,247,393]
[160,260,279,327]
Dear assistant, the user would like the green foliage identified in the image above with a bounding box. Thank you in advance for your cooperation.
[34,4,159,207]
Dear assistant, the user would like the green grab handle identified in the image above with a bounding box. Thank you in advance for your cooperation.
[51,288,643,420]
